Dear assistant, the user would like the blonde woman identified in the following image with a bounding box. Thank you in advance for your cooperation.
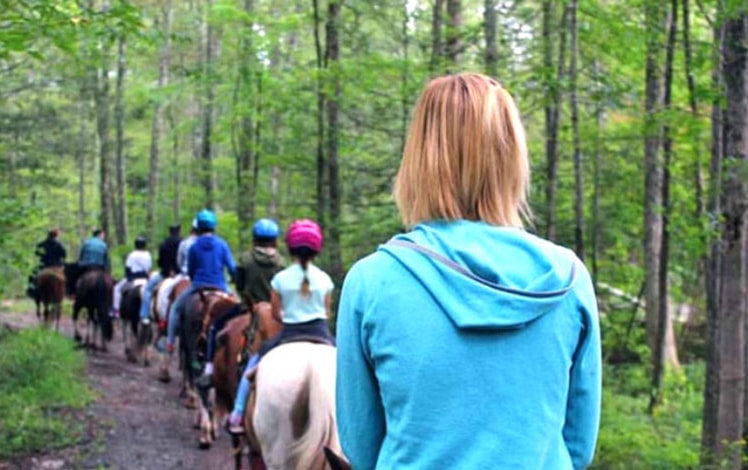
[335,73,602,469]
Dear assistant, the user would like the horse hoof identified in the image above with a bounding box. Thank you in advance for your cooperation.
[198,441,211,450]
[74,334,82,343]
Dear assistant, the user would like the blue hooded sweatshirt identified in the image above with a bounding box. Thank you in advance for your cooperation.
[187,234,237,290]
[336,220,601,470]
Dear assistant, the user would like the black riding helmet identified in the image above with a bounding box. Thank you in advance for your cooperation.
[134,236,147,250]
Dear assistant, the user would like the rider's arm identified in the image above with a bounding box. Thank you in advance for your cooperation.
[324,293,332,319]
[222,241,237,283]
[271,290,282,322]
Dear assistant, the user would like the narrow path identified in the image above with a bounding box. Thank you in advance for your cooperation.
[0,310,239,470]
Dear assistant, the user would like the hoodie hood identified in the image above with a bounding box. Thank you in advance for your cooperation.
[378,220,579,330]
[252,246,282,267]
[194,234,218,252]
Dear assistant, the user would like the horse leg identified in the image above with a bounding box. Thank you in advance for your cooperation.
[198,387,213,449]
[55,303,61,332]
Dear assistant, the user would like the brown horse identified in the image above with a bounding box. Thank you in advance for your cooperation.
[179,289,239,449]
[72,269,114,351]
[211,302,282,470]
[120,281,151,366]
[35,267,65,330]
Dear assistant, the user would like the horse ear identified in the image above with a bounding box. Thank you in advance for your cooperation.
[323,447,352,470]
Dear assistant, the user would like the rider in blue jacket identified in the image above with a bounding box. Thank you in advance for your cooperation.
[166,209,237,353]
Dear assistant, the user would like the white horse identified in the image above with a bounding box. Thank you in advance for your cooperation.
[252,341,341,470]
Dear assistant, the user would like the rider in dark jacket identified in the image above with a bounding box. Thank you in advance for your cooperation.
[27,229,67,298]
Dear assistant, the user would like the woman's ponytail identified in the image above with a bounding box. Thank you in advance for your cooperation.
[300,258,311,297]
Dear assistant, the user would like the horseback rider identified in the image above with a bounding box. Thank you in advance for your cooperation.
[165,209,237,354]
[27,229,67,298]
[79,229,110,272]
[227,219,334,434]
[177,219,199,276]
[112,236,152,318]
[139,224,182,324]
[197,218,285,386]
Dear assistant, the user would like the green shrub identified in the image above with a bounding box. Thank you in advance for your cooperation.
[592,363,703,469]
[0,328,92,458]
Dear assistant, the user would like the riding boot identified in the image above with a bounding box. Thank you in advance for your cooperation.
[158,353,172,383]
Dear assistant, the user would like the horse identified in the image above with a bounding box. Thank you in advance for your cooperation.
[179,288,239,449]
[120,280,151,366]
[71,269,114,352]
[35,267,65,330]
[250,341,340,470]
[211,301,282,470]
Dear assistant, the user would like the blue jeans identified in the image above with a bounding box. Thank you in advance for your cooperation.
[167,285,197,347]
[139,273,163,321]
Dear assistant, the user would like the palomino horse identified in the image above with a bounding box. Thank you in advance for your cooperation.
[251,342,340,470]
[35,267,65,330]
[120,280,150,366]
[180,288,239,449]
[72,269,114,351]
[211,301,282,470]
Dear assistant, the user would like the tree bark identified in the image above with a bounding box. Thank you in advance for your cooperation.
[712,9,748,466]
[484,0,498,78]
[146,0,172,243]
[643,0,666,365]
[113,35,127,245]
[430,0,444,75]
[78,98,87,240]
[445,0,461,72]
[326,0,343,279]
[591,59,603,286]
[568,0,583,260]
[681,0,704,221]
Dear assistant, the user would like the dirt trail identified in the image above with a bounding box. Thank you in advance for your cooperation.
[0,311,240,470]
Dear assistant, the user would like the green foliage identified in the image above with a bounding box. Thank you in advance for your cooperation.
[593,364,704,469]
[0,328,92,458]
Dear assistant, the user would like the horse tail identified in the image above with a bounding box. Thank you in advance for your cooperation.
[288,357,339,469]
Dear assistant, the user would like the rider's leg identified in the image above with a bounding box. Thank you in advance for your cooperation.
[139,273,163,322]
[227,353,260,433]
[166,286,195,351]
[203,305,243,377]
[112,278,126,316]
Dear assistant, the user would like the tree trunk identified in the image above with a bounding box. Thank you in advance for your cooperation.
[701,17,725,463]
[326,0,343,279]
[430,0,444,75]
[543,1,568,241]
[712,9,747,466]
[146,0,172,243]
[236,0,255,249]
[568,0,583,260]
[681,0,704,221]
[113,35,128,245]
[168,107,180,223]
[445,0,461,72]
[401,1,410,153]
[268,166,280,220]
[312,0,327,227]
[484,0,497,78]
[94,63,113,239]
[650,0,679,413]
[201,0,216,209]
[591,59,603,286]
[643,0,666,365]
[78,99,87,240]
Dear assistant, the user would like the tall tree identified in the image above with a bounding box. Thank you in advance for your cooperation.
[430,0,444,74]
[93,56,114,238]
[326,0,343,279]
[643,0,666,366]
[568,0,583,259]
[484,0,498,78]
[312,0,327,227]
[200,0,217,209]
[445,0,461,72]
[146,0,172,244]
[650,0,679,412]
[703,6,748,467]
[113,35,128,245]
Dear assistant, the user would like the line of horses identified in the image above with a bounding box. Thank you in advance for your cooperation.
[31,268,351,470]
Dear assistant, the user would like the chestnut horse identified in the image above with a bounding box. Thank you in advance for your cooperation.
[211,302,282,470]
[35,267,65,330]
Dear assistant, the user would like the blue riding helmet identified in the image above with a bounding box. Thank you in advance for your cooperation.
[196,209,217,230]
[252,218,280,238]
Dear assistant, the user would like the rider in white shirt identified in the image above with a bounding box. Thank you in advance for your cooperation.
[112,237,152,317]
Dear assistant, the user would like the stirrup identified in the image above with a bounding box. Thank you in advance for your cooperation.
[225,419,245,436]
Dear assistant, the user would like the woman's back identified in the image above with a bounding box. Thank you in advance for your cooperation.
[336,221,600,469]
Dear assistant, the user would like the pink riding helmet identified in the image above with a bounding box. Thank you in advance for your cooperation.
[285,219,323,252]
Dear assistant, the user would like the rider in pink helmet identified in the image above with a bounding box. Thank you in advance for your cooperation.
[227,218,335,434]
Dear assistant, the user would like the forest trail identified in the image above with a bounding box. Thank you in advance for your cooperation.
[0,309,239,470]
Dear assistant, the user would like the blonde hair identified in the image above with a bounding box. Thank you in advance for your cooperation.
[394,73,531,228]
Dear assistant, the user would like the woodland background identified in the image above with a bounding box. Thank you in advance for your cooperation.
[2,0,748,468]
